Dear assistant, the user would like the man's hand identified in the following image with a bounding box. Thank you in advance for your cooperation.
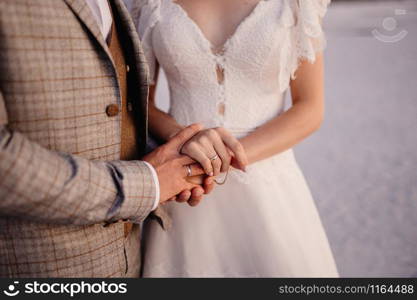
[170,175,216,207]
[143,124,207,205]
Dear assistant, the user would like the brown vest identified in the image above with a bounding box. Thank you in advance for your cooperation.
[106,2,172,232]
[107,5,137,237]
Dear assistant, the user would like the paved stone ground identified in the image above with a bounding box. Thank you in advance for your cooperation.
[294,0,417,277]
[154,0,417,277]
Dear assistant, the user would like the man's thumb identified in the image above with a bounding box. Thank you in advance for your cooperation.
[168,123,203,150]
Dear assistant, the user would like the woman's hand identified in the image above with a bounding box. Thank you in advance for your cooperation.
[179,127,248,176]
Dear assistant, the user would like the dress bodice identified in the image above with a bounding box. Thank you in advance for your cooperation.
[125,1,339,279]
[131,0,329,137]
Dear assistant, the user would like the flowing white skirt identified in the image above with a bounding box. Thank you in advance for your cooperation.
[142,149,339,277]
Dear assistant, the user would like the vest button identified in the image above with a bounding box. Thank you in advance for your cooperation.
[126,64,130,72]
[127,102,133,112]
[106,104,120,117]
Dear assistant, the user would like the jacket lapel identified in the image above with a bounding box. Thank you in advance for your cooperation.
[63,0,170,230]
[63,0,149,140]
[62,0,116,68]
[112,0,171,229]
[111,0,151,152]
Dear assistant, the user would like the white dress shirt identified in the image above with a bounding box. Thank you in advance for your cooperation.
[85,0,112,39]
[86,0,160,211]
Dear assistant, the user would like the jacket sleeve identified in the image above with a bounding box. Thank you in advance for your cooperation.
[0,90,156,226]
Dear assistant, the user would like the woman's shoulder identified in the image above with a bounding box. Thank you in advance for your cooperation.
[124,0,162,20]
[278,0,331,13]
[124,0,162,37]
[277,0,331,32]
[275,0,331,93]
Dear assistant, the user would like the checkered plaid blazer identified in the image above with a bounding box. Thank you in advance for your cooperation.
[0,0,157,277]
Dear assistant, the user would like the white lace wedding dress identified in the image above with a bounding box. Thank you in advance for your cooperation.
[132,0,338,277]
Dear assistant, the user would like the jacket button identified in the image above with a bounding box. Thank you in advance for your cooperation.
[106,104,119,117]
[126,64,130,72]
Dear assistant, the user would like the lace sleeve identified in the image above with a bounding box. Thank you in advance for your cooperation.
[278,0,331,93]
[128,0,161,85]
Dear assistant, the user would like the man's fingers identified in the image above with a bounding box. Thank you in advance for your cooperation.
[181,163,205,177]
[168,124,203,150]
[186,175,204,185]
[176,190,191,203]
[190,164,205,176]
[188,187,204,207]
[191,186,204,197]
[181,146,213,176]
[163,196,176,204]
[203,176,216,194]
[188,199,201,207]
[177,155,197,166]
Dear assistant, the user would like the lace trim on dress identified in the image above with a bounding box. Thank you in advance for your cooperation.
[278,0,331,93]
[136,0,330,90]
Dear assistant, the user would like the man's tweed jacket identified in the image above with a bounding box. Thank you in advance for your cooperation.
[0,0,158,277]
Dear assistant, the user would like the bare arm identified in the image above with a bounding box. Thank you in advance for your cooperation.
[240,54,325,164]
[148,64,184,142]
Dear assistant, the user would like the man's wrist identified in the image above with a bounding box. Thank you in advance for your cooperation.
[166,127,185,141]
[143,161,160,211]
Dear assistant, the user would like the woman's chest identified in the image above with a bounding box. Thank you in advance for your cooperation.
[171,0,265,50]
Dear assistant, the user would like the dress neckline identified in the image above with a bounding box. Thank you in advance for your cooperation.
[169,0,268,56]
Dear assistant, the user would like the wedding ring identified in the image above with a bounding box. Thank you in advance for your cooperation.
[186,165,192,177]
[209,154,219,161]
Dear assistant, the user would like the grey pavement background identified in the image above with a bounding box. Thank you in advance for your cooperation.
[154,0,417,277]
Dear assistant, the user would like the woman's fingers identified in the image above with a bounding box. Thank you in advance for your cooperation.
[204,151,222,177]
[186,175,204,185]
[197,133,222,176]
[180,127,247,175]
[211,133,232,173]
[215,127,248,171]
[182,142,214,176]
[179,161,205,177]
